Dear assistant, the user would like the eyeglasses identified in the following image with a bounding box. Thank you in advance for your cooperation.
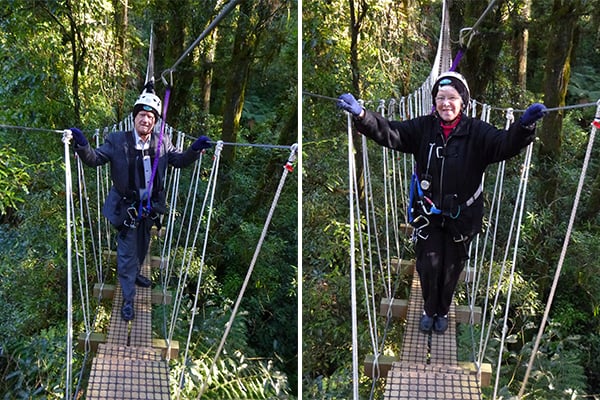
[435,96,460,103]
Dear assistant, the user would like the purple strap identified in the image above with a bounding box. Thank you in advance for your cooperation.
[449,49,464,72]
[144,86,171,213]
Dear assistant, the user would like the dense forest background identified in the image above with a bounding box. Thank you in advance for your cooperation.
[303,0,600,399]
[0,0,297,398]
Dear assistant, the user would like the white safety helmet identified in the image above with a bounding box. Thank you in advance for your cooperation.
[432,71,470,107]
[133,89,162,119]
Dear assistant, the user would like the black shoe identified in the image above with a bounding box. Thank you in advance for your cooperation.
[419,314,434,333]
[433,315,448,334]
[135,274,152,288]
[121,300,135,321]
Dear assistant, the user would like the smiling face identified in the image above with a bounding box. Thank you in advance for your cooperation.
[434,85,463,124]
[134,110,156,139]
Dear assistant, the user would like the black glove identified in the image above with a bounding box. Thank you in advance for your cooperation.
[520,103,547,127]
[337,93,363,117]
[70,128,88,147]
[192,135,212,151]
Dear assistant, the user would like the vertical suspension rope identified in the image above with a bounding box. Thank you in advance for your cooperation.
[346,112,360,400]
[517,100,600,398]
[356,135,381,383]
[198,143,298,399]
[493,140,534,400]
[174,142,223,399]
[62,130,74,400]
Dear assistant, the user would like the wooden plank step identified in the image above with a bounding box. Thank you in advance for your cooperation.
[96,343,163,362]
[392,361,473,376]
[93,283,172,305]
[86,357,170,399]
[384,368,481,399]
[77,334,179,359]
[379,298,481,324]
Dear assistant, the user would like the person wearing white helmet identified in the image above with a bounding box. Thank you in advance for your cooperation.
[68,82,212,321]
[338,72,547,334]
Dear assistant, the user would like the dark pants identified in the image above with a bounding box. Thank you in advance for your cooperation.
[116,218,151,302]
[415,223,470,317]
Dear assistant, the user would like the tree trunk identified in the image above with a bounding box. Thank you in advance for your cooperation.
[349,0,368,204]
[536,0,580,206]
[458,0,506,103]
[220,0,254,165]
[154,0,193,126]
[245,107,297,215]
[217,0,255,200]
[513,0,530,94]
[63,0,86,124]
[113,0,128,121]
[201,28,219,114]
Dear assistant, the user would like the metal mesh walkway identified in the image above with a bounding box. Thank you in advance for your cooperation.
[383,268,482,399]
[86,261,171,399]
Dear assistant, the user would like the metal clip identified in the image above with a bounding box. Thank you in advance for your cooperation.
[436,146,445,158]
[124,206,139,229]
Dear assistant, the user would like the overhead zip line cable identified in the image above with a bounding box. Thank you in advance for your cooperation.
[160,0,242,86]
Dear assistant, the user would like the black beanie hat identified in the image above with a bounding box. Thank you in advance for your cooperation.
[432,76,470,107]
[133,103,160,120]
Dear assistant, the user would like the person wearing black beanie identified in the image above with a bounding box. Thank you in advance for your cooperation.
[337,72,547,334]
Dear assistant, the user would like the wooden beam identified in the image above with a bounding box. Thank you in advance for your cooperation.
[364,354,399,378]
[455,305,482,324]
[380,298,481,325]
[152,339,179,359]
[77,332,106,353]
[380,298,408,319]
[459,362,492,387]
[93,283,172,305]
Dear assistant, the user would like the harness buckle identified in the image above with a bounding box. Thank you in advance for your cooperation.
[124,206,139,229]
[436,146,444,158]
[410,215,430,241]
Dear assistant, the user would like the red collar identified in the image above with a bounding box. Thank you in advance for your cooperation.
[440,114,461,139]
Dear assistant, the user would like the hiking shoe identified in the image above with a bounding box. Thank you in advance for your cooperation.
[135,274,152,288]
[121,300,135,321]
[419,314,434,333]
[433,315,448,334]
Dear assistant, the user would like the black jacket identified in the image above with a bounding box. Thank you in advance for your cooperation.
[354,110,535,236]
[75,130,200,227]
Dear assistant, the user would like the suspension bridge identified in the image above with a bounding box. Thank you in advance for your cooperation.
[306,0,600,399]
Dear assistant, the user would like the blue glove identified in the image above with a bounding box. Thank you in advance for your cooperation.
[192,135,212,151]
[337,93,363,117]
[70,127,88,146]
[520,103,547,127]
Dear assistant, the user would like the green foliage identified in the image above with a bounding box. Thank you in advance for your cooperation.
[166,298,290,399]
[171,348,289,399]
[0,326,71,399]
[0,145,30,219]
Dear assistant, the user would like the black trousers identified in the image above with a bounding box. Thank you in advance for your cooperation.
[116,217,151,302]
[414,223,470,317]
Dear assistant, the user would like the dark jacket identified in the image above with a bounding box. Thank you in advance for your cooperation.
[75,130,200,227]
[353,110,535,237]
